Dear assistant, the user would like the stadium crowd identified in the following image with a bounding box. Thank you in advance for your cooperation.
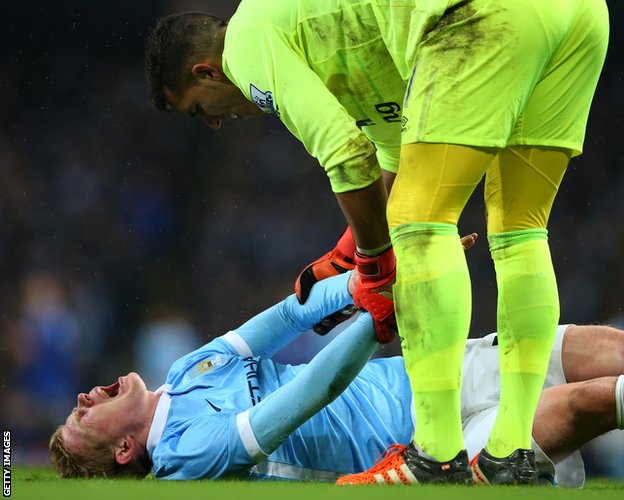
[0,0,622,478]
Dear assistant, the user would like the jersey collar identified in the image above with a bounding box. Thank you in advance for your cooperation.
[146,384,172,458]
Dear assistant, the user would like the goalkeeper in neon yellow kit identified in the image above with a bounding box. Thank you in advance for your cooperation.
[144,0,609,485]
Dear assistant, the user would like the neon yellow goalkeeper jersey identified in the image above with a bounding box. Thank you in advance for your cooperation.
[222,0,463,193]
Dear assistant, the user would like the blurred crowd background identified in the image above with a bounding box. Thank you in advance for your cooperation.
[1,0,623,479]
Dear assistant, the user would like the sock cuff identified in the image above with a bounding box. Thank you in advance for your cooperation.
[390,222,457,243]
[616,375,624,430]
[488,228,548,251]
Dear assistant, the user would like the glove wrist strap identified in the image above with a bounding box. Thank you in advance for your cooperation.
[355,247,395,279]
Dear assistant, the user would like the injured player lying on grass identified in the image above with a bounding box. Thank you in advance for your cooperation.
[49,272,624,487]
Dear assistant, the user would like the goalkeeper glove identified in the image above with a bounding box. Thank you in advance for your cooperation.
[352,247,396,343]
[313,305,359,335]
[295,227,356,304]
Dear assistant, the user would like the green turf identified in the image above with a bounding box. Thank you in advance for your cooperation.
[10,467,624,500]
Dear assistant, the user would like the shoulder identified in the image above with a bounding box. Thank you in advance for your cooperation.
[165,335,241,384]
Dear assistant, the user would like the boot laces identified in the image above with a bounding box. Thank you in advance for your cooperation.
[367,444,407,474]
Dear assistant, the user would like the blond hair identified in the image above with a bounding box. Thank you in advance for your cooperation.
[49,425,151,478]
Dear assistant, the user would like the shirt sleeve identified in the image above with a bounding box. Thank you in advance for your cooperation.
[227,273,353,358]
[248,313,378,455]
[167,272,353,384]
[223,24,381,193]
[153,313,378,480]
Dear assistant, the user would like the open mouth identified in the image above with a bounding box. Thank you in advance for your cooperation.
[99,381,121,398]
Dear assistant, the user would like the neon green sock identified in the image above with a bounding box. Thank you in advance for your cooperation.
[390,223,470,461]
[486,229,559,457]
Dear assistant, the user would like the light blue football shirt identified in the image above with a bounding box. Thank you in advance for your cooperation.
[147,273,414,480]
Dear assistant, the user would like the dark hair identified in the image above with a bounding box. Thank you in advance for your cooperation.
[144,12,227,111]
[49,425,151,479]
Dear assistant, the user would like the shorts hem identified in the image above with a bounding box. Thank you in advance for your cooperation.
[401,136,582,157]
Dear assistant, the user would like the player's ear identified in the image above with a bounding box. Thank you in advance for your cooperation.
[114,435,139,465]
[191,62,227,83]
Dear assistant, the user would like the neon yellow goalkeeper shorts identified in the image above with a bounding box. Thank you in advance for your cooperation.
[401,0,609,156]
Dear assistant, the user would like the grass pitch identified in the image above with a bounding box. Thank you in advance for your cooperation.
[12,467,624,500]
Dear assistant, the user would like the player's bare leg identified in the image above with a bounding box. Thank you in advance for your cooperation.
[531,324,624,464]
[561,325,624,382]
[533,376,622,464]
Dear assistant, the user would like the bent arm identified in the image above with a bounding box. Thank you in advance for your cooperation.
[223,26,389,251]
[230,273,353,358]
[241,313,378,459]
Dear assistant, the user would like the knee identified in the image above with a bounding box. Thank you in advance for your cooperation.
[567,381,595,418]
[567,379,615,425]
[486,211,549,234]
[600,343,624,376]
[600,327,624,374]
[386,187,461,228]
[386,191,403,229]
[386,181,432,228]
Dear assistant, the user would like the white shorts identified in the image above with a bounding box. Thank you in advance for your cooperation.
[460,325,585,487]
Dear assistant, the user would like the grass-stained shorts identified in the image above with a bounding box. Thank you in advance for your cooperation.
[401,0,609,156]
[460,326,585,487]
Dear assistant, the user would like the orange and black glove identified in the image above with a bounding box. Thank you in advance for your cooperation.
[295,227,355,305]
[312,305,359,336]
[352,246,396,343]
